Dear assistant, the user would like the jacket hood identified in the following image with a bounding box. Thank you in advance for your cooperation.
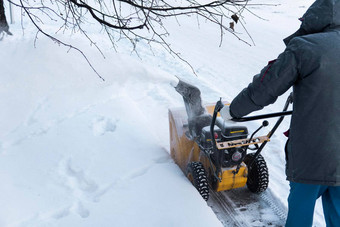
[284,0,340,45]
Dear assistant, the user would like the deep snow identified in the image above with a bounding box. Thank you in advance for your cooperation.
[1,0,326,226]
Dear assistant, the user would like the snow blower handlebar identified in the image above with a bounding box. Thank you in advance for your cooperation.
[238,93,293,168]
[210,98,225,180]
[210,93,293,176]
[210,98,224,150]
[231,111,293,122]
[231,93,293,122]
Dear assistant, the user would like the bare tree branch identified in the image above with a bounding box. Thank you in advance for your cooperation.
[3,0,272,79]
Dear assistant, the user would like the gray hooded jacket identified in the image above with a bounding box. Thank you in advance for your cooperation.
[230,0,340,186]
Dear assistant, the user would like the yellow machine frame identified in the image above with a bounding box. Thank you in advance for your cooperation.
[169,103,269,192]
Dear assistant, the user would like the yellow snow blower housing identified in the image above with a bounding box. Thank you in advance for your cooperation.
[169,80,293,201]
[169,105,251,192]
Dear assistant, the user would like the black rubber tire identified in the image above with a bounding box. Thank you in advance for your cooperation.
[187,162,209,201]
[244,153,269,193]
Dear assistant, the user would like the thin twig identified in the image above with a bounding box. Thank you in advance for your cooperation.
[19,0,105,81]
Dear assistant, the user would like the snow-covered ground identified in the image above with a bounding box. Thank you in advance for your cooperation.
[1,0,326,226]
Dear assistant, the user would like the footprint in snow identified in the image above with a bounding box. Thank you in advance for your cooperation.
[64,161,98,193]
[57,159,109,219]
[92,116,118,136]
[72,201,90,218]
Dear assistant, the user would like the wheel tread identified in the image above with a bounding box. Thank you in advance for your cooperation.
[245,154,269,193]
[187,162,209,201]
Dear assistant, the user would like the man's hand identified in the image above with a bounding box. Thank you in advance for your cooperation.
[220,105,233,121]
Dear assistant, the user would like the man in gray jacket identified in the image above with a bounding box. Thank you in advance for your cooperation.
[221,0,340,226]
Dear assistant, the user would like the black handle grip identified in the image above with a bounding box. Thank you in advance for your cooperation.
[232,111,293,122]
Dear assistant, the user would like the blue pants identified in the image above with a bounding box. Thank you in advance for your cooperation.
[286,182,340,227]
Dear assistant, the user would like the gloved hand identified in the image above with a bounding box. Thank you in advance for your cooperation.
[220,105,234,122]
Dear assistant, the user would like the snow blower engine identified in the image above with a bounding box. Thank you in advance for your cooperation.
[200,122,249,168]
[169,80,292,201]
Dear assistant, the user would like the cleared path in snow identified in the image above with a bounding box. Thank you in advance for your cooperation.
[208,188,287,227]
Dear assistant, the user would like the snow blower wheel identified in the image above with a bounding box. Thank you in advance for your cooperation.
[186,162,209,201]
[244,153,269,193]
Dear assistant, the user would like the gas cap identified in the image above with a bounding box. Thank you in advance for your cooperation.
[232,151,242,162]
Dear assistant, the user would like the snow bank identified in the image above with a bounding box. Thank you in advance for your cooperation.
[0,37,221,226]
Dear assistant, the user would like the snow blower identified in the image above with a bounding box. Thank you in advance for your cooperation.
[169,80,293,201]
